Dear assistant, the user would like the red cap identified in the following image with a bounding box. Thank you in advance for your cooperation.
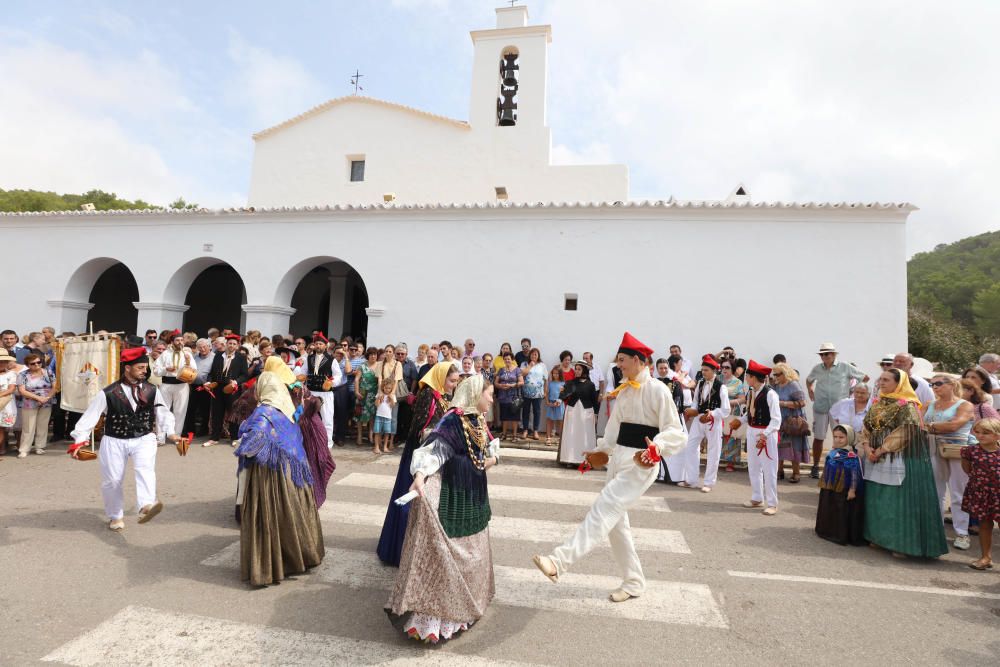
[170,329,182,340]
[747,359,772,378]
[701,354,720,371]
[617,332,654,360]
[313,332,328,343]
[121,347,149,365]
[225,334,242,342]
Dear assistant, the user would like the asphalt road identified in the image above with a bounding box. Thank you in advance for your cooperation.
[1,439,998,666]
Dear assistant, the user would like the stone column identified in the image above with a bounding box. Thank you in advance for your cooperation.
[242,304,297,336]
[133,302,189,333]
[46,299,94,334]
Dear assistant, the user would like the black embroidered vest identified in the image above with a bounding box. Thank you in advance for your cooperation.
[695,377,723,413]
[748,385,773,428]
[103,382,157,439]
[305,353,333,391]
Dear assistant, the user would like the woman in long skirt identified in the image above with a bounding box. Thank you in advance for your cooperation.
[815,424,865,545]
[376,362,459,566]
[386,375,499,643]
[235,370,324,586]
[558,361,598,465]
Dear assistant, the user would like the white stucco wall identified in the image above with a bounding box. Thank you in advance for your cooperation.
[2,202,911,391]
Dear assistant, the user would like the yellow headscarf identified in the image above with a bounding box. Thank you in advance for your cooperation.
[264,355,296,386]
[878,370,922,408]
[451,374,487,415]
[419,361,456,394]
[256,371,295,420]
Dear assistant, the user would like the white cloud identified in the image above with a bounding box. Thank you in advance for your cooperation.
[541,0,1000,254]
[225,30,327,131]
[0,30,245,207]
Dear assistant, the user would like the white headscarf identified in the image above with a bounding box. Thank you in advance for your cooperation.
[451,374,486,415]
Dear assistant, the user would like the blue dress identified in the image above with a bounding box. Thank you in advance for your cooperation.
[546,381,565,421]
[376,387,447,566]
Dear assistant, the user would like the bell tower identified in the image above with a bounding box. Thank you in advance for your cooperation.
[469,4,552,131]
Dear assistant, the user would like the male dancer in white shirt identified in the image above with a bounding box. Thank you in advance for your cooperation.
[735,360,783,515]
[533,332,686,602]
[153,330,196,441]
[678,354,730,492]
[305,333,342,446]
[70,347,179,531]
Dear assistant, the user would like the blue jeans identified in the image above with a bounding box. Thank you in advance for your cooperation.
[521,397,542,432]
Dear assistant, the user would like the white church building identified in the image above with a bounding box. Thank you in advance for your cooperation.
[2,5,913,379]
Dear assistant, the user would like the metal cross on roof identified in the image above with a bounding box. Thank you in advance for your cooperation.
[350,69,364,95]
[507,0,519,7]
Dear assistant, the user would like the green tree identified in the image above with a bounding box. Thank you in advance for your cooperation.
[972,283,1000,336]
[169,197,199,210]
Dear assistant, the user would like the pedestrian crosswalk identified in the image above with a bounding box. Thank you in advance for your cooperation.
[44,450,727,665]
[338,472,671,513]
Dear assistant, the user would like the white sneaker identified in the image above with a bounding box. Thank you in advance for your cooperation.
[17,452,27,459]
[34,449,45,455]
[954,535,971,550]
[202,440,218,448]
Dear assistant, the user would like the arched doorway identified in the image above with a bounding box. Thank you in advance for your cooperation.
[89,263,139,334]
[182,264,247,334]
[61,257,139,334]
[278,257,369,340]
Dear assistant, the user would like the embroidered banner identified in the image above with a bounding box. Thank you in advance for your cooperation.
[57,335,122,413]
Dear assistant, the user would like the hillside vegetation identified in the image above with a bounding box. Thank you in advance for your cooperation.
[0,188,196,213]
[908,229,1000,370]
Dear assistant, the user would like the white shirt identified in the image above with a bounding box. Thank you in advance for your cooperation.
[153,346,196,378]
[596,367,687,457]
[740,384,782,438]
[588,362,606,392]
[693,376,731,420]
[376,395,393,419]
[679,357,692,376]
[71,383,176,442]
[829,396,870,433]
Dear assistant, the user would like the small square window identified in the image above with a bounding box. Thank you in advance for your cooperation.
[564,294,578,311]
[350,159,365,182]
[495,186,508,201]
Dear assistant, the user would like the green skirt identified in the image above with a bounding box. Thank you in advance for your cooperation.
[863,452,947,558]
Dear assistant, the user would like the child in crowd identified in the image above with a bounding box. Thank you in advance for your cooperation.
[545,367,565,444]
[373,378,397,455]
[962,418,1000,570]
[814,424,865,545]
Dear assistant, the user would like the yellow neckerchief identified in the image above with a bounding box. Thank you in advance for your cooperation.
[876,370,922,408]
[607,367,647,398]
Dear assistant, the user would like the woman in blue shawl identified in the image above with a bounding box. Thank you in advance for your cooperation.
[235,368,324,586]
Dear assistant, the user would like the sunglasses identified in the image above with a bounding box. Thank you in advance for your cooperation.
[28,361,42,366]
[880,362,893,368]
[929,381,949,387]
[721,365,732,370]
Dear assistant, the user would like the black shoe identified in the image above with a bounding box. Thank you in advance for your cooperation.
[810,465,820,479]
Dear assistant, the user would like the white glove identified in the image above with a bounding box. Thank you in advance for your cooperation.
[488,437,501,462]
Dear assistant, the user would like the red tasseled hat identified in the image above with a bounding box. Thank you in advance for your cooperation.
[313,332,329,343]
[170,329,182,340]
[747,359,772,378]
[121,347,148,365]
[701,354,721,370]
[617,332,654,361]
[225,334,242,342]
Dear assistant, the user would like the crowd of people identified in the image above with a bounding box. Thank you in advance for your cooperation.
[3,325,1000,642]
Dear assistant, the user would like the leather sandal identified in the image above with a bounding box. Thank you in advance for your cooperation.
[969,559,994,571]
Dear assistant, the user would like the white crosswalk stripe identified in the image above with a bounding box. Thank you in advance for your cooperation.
[201,546,726,628]
[336,472,671,513]
[317,500,689,552]
[373,454,612,483]
[41,605,537,666]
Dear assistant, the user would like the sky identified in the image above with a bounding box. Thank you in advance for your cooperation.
[1,0,997,256]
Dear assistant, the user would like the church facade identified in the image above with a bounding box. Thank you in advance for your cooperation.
[1,5,913,379]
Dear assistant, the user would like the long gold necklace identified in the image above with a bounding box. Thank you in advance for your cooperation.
[461,414,488,470]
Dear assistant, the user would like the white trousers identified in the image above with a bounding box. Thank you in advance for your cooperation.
[549,445,658,595]
[682,417,723,487]
[931,453,969,535]
[159,383,188,436]
[97,433,158,520]
[313,390,334,446]
[746,427,779,508]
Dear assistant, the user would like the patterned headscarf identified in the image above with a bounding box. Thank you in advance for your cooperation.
[256,371,295,420]
[878,370,922,408]
[451,374,487,415]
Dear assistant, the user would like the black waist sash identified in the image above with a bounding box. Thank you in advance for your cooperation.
[617,422,658,449]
